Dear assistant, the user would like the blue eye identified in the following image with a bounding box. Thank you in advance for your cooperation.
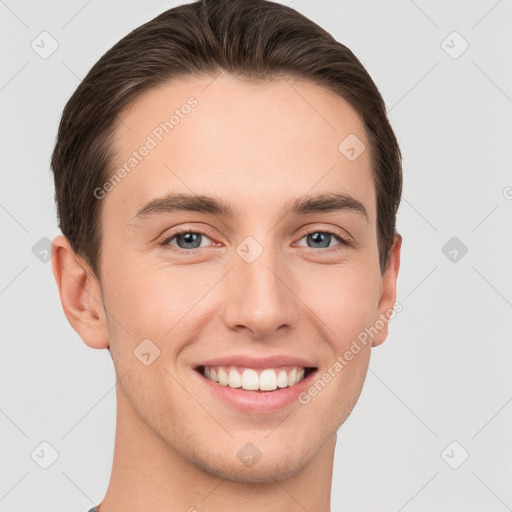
[297,231,348,249]
[162,231,213,250]
[160,228,350,254]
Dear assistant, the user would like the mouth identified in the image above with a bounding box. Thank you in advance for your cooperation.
[194,364,318,393]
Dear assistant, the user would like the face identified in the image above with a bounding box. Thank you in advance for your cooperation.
[87,73,400,482]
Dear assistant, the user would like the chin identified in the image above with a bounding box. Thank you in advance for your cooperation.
[197,451,309,484]
[181,435,320,484]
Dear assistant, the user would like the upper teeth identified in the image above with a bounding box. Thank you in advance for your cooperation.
[202,365,306,391]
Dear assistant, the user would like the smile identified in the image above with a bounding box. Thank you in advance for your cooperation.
[196,365,316,392]
[192,363,318,413]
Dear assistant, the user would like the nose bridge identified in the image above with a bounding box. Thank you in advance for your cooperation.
[223,234,297,337]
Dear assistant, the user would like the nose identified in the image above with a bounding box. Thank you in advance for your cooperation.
[222,241,299,340]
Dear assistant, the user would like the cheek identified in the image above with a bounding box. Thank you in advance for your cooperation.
[298,262,380,350]
[295,264,378,414]
[102,246,188,325]
[102,259,219,368]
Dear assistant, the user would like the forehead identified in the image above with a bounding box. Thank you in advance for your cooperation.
[105,72,375,223]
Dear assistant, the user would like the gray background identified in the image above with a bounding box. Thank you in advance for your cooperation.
[1,1,511,511]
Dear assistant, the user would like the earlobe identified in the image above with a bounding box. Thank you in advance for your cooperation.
[51,235,109,349]
[372,233,402,347]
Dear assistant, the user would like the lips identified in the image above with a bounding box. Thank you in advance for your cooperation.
[193,359,319,413]
[192,354,318,410]
[193,354,318,370]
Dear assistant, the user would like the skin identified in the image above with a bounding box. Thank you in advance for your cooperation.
[52,72,401,512]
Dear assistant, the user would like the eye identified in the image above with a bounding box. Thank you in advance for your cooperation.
[160,230,215,251]
[159,227,351,254]
[295,230,350,250]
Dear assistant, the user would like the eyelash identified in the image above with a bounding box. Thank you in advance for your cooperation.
[158,227,352,254]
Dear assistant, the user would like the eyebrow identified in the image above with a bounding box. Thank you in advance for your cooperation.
[132,191,369,223]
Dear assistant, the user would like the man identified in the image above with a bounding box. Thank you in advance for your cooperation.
[51,0,402,510]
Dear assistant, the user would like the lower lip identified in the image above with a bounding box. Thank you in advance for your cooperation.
[193,368,317,414]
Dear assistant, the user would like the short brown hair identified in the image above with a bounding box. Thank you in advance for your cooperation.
[51,0,402,279]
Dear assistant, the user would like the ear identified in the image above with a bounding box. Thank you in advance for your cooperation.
[51,235,109,349]
[372,233,402,347]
